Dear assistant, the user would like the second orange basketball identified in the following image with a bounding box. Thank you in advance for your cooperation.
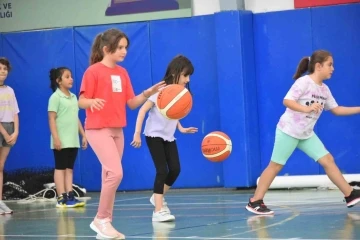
[201,131,232,162]
[156,84,193,120]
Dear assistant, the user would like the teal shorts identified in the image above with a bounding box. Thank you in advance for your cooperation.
[270,128,329,165]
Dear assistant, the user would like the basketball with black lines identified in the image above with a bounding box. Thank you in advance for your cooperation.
[156,84,193,120]
[201,131,232,162]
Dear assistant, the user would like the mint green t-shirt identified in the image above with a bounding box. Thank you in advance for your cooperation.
[48,89,80,149]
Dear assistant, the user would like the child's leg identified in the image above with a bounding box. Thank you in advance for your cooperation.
[65,148,78,193]
[53,149,68,207]
[0,146,12,214]
[110,128,125,218]
[246,128,299,215]
[86,128,124,239]
[318,154,352,195]
[163,140,181,194]
[145,137,168,212]
[64,148,84,207]
[298,134,359,207]
[252,161,283,201]
[0,147,11,201]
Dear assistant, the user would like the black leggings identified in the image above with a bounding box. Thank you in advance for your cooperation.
[53,148,78,170]
[145,137,181,194]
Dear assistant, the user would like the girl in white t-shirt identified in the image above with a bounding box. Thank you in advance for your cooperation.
[246,50,360,215]
[132,55,197,222]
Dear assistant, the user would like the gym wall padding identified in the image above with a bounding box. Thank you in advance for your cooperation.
[74,23,155,191]
[215,11,261,187]
[149,15,224,188]
[253,9,321,175]
[1,28,81,183]
[311,4,360,174]
[1,3,360,191]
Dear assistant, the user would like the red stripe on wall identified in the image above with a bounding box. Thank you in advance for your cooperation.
[294,0,360,8]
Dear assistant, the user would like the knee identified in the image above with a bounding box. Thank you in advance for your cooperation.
[113,171,123,182]
[156,167,168,179]
[169,166,180,178]
[318,154,335,168]
[107,169,123,184]
[268,161,283,172]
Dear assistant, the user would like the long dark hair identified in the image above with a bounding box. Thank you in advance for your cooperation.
[90,28,130,65]
[293,50,332,80]
[162,55,194,91]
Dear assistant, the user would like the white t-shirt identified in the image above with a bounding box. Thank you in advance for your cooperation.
[143,90,179,142]
[277,75,338,139]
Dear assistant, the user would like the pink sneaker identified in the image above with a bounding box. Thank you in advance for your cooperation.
[90,217,125,239]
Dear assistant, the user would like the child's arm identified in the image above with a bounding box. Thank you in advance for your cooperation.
[134,101,153,134]
[78,95,105,112]
[78,118,85,138]
[0,123,10,143]
[127,81,166,110]
[131,100,154,148]
[13,113,19,136]
[78,118,88,149]
[177,121,184,132]
[6,113,20,145]
[48,112,61,150]
[330,106,360,116]
[283,99,323,113]
[177,121,198,134]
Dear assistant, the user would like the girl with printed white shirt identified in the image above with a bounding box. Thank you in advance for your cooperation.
[0,57,19,215]
[246,50,360,215]
[131,55,198,222]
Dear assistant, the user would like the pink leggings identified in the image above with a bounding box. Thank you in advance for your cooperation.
[86,128,124,219]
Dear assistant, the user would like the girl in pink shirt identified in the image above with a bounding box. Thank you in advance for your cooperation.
[78,28,165,239]
[246,50,360,215]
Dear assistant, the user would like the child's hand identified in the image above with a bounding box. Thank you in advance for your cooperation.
[144,81,166,97]
[90,98,106,112]
[180,127,198,134]
[53,137,62,150]
[131,132,142,148]
[81,136,88,150]
[6,132,18,145]
[307,103,323,113]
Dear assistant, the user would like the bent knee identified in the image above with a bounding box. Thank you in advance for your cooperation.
[318,153,335,167]
[268,161,284,172]
[170,167,180,177]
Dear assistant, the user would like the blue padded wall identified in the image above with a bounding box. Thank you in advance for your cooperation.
[74,23,155,191]
[150,15,223,188]
[311,4,360,174]
[215,11,261,187]
[253,9,320,175]
[1,28,80,181]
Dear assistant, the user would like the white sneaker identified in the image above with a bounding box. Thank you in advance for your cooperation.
[0,201,13,214]
[150,194,171,214]
[152,210,175,222]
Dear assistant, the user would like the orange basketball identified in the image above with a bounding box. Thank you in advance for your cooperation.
[201,131,232,162]
[156,84,193,120]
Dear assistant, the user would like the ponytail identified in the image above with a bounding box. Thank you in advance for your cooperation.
[293,50,333,80]
[90,34,103,65]
[292,57,310,80]
[49,68,59,92]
